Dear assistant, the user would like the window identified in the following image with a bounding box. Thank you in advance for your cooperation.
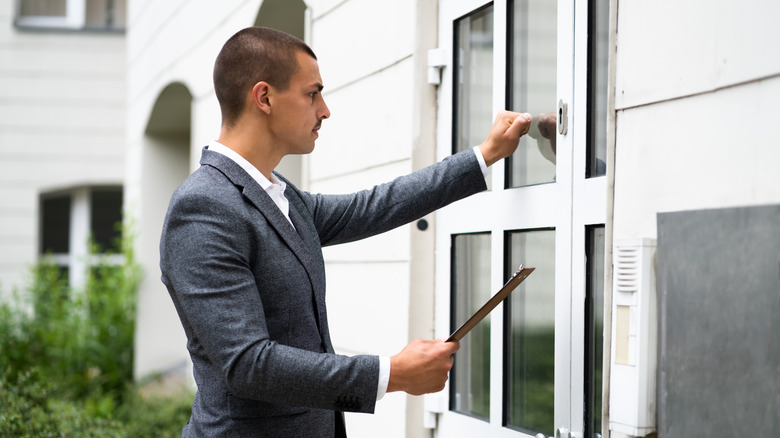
[505,228,556,434]
[16,0,126,31]
[39,186,123,289]
[506,0,558,188]
[586,0,609,178]
[584,226,605,438]
[90,188,123,252]
[450,232,493,420]
[453,3,494,189]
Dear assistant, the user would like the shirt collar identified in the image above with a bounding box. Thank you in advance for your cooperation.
[207,140,286,191]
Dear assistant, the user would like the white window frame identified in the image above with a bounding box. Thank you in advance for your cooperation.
[16,0,86,30]
[40,186,124,290]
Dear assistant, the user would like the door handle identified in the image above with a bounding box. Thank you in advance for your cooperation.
[558,99,568,135]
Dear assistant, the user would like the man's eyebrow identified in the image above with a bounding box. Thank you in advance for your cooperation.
[312,82,324,91]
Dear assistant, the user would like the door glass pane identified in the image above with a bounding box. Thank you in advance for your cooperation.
[454,4,494,188]
[587,0,609,177]
[585,226,605,437]
[450,232,492,420]
[507,0,558,188]
[505,229,555,434]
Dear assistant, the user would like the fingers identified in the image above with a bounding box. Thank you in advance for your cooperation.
[506,112,532,139]
[388,338,461,395]
[479,111,532,166]
[441,339,460,354]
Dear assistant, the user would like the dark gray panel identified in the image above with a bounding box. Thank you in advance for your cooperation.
[657,204,780,438]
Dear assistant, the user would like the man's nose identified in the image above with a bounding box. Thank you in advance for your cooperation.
[319,99,330,120]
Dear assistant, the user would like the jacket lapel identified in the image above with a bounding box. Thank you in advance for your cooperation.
[200,148,332,352]
[286,189,334,354]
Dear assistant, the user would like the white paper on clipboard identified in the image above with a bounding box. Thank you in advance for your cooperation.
[446,264,535,343]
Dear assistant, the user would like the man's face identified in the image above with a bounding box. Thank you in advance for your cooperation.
[267,51,330,156]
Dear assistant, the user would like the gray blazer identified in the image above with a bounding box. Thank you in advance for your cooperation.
[159,147,486,437]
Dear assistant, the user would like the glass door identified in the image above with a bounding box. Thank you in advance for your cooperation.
[433,0,608,437]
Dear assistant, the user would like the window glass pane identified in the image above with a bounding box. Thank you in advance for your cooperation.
[90,188,123,252]
[454,4,493,188]
[41,195,71,254]
[505,229,555,434]
[20,0,67,17]
[507,0,557,188]
[450,232,492,420]
[587,0,609,177]
[85,0,126,30]
[585,226,605,437]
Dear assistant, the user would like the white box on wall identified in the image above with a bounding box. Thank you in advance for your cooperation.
[609,238,657,437]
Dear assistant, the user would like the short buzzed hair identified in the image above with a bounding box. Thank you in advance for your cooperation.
[213,27,317,127]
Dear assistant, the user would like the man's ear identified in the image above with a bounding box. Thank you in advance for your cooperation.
[251,81,272,115]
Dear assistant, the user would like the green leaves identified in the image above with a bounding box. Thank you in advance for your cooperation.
[0,224,192,436]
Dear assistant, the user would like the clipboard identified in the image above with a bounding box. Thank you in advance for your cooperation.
[446,264,535,343]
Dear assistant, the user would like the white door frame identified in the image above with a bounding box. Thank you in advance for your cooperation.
[431,0,606,437]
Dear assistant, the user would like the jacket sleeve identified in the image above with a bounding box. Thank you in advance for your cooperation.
[293,148,487,247]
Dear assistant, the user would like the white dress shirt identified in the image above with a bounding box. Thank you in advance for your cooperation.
[207,140,488,401]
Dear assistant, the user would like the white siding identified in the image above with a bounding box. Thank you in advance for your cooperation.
[126,0,264,380]
[0,0,125,297]
[614,77,780,239]
[615,0,780,110]
[308,1,419,436]
[612,0,780,241]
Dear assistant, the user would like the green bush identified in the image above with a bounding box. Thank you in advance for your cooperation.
[0,368,126,438]
[0,227,192,436]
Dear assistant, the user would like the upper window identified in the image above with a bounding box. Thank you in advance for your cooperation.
[16,0,126,31]
[506,0,558,188]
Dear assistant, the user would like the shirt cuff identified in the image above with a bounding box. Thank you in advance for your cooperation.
[472,145,489,177]
[376,356,391,401]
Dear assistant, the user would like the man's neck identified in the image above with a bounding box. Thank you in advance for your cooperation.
[217,129,281,180]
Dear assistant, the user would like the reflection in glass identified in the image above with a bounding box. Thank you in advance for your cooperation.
[450,233,492,420]
[587,0,609,177]
[505,229,555,434]
[585,226,605,437]
[507,0,557,188]
[454,4,494,188]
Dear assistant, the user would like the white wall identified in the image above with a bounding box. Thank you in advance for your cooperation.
[613,0,780,239]
[0,0,125,298]
[307,1,420,435]
[126,0,264,379]
[610,1,780,437]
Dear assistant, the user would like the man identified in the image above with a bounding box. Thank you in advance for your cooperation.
[160,26,531,437]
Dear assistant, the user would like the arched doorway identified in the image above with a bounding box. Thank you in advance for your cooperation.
[135,82,193,380]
